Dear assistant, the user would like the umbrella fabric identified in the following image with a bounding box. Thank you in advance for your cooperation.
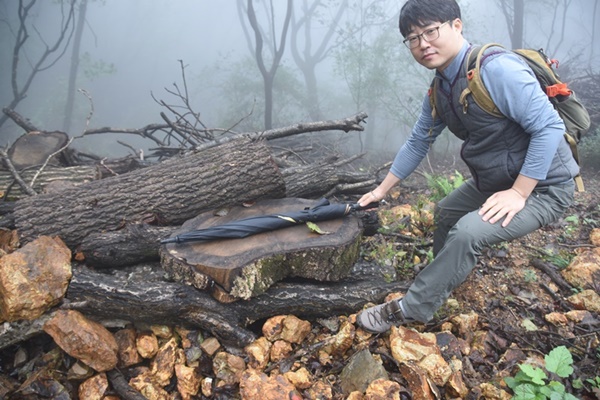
[161,198,359,245]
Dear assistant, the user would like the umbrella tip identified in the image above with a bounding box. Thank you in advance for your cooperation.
[160,237,179,244]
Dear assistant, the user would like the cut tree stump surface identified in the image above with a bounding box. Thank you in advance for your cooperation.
[160,198,362,302]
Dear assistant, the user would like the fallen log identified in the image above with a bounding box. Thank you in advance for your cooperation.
[0,165,98,200]
[80,224,173,268]
[0,261,407,350]
[66,262,408,348]
[78,161,368,269]
[4,131,69,170]
[281,162,339,198]
[13,138,286,248]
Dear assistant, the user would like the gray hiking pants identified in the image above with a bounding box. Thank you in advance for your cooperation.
[402,178,575,322]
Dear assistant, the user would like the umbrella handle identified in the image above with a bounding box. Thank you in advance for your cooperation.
[349,202,380,212]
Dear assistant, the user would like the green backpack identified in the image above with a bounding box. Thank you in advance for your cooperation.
[429,43,591,191]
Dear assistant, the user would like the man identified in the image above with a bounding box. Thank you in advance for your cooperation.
[356,0,578,334]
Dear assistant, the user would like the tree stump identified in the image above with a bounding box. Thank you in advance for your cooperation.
[160,198,363,302]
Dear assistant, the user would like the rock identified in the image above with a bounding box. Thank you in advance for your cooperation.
[212,351,246,384]
[284,367,313,390]
[177,327,203,365]
[590,227,600,247]
[270,339,293,362]
[0,236,71,321]
[175,363,202,400]
[136,331,159,358]
[451,312,479,341]
[201,377,213,397]
[43,309,118,372]
[346,391,364,400]
[129,369,171,400]
[339,349,389,394]
[545,312,570,326]
[262,315,312,344]
[565,309,594,323]
[364,378,402,400]
[306,380,333,400]
[114,327,143,367]
[150,337,183,386]
[150,324,173,339]
[322,319,355,357]
[561,249,600,289]
[478,382,512,399]
[418,353,452,386]
[67,360,94,381]
[567,289,600,312]
[239,369,298,400]
[245,336,272,370]
[446,359,469,398]
[0,228,19,253]
[399,362,437,400]
[78,373,108,400]
[200,336,221,356]
[390,326,440,364]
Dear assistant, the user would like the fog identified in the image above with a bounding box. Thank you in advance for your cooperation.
[1,0,598,159]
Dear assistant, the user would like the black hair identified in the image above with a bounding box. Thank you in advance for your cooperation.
[398,0,462,37]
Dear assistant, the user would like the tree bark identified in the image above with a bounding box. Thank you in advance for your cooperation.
[13,138,285,248]
[80,224,173,268]
[0,261,406,350]
[0,165,97,199]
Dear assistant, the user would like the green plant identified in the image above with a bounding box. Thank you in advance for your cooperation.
[586,376,600,388]
[425,170,464,202]
[523,269,538,283]
[562,214,580,238]
[504,346,579,399]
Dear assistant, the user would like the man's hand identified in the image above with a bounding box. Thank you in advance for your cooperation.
[479,188,527,227]
[358,190,382,208]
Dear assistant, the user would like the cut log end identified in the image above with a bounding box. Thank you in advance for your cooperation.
[160,198,363,302]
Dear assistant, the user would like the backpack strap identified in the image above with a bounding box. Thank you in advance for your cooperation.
[564,133,585,191]
[459,43,505,117]
[427,78,439,141]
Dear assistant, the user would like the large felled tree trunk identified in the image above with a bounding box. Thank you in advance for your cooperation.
[13,138,285,248]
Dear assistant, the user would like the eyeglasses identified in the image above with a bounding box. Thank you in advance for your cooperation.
[403,21,450,49]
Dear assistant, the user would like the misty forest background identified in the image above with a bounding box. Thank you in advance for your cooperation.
[1,0,599,169]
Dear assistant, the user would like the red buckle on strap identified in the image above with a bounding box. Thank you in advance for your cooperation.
[546,83,571,97]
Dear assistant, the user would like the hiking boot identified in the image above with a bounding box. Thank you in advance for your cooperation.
[356,299,409,334]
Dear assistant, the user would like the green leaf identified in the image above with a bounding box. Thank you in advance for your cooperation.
[306,221,330,235]
[545,346,574,378]
[521,318,538,331]
[520,364,547,385]
[513,383,541,400]
[504,377,519,389]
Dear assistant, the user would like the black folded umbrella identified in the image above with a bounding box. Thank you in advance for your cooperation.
[160,198,376,245]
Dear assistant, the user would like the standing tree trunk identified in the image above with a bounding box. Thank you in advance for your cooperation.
[244,0,293,129]
[497,0,524,49]
[62,0,88,133]
[512,0,524,49]
[0,0,76,130]
[290,0,347,122]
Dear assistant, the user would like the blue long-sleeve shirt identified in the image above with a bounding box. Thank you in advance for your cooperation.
[390,39,566,182]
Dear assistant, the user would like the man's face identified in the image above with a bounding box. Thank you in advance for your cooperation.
[406,19,463,72]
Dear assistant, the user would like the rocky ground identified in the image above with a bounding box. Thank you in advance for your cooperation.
[0,168,598,400]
